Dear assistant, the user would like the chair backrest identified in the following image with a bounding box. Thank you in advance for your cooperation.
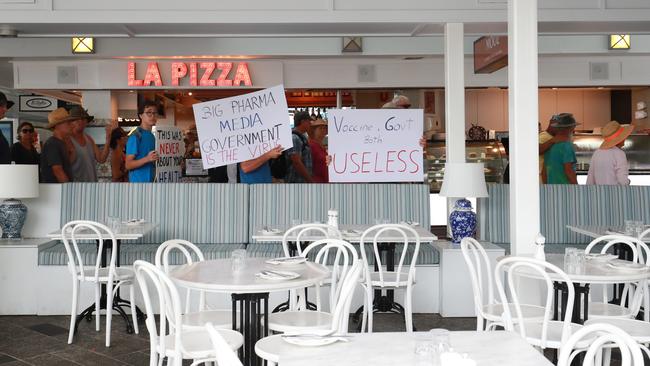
[460,237,495,318]
[329,260,363,334]
[585,234,650,314]
[204,322,243,366]
[134,260,184,360]
[302,238,358,310]
[61,220,118,282]
[281,223,342,257]
[359,224,420,286]
[558,323,644,366]
[155,239,207,312]
[639,228,650,242]
[495,256,574,348]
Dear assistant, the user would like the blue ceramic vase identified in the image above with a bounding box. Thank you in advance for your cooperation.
[449,199,477,243]
[0,199,28,239]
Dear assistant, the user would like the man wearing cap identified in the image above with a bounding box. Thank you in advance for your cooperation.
[40,108,76,183]
[68,106,115,182]
[0,92,15,164]
[542,113,578,184]
[586,121,634,185]
[286,111,314,183]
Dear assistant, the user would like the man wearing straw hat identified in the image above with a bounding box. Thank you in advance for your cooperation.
[40,108,76,183]
[586,121,634,185]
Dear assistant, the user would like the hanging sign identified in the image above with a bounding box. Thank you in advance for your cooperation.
[128,61,253,87]
[192,85,292,169]
[327,109,424,182]
[474,36,508,74]
[155,126,183,182]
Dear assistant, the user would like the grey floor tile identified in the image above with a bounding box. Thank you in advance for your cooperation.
[25,353,82,366]
[113,351,151,366]
[54,347,128,366]
[0,354,18,365]
[0,334,62,360]
[27,324,68,337]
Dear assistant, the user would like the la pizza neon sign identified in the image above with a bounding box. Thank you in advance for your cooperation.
[127,61,253,87]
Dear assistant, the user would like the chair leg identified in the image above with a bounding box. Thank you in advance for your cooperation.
[105,282,113,347]
[95,282,101,332]
[603,347,612,366]
[68,279,79,344]
[361,290,368,333]
[476,315,484,332]
[130,283,139,334]
[367,288,374,333]
[405,286,413,333]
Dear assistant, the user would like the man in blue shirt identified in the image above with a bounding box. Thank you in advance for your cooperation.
[240,145,283,184]
[125,100,159,182]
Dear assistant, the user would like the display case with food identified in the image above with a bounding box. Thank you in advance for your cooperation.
[425,139,507,193]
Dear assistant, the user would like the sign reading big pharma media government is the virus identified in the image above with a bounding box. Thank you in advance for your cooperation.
[327,109,424,182]
[192,85,292,169]
[127,61,253,87]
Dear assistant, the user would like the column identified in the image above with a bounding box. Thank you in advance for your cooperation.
[81,90,116,123]
[508,0,540,255]
[444,23,467,234]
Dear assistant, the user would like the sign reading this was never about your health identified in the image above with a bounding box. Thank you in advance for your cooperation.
[327,109,424,182]
[155,125,183,182]
[192,85,292,169]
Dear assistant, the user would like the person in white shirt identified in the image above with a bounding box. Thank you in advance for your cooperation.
[586,120,634,185]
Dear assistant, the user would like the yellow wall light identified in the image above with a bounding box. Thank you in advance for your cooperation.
[609,34,630,50]
[72,37,95,54]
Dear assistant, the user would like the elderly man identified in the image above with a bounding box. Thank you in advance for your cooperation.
[68,106,115,182]
[40,108,76,183]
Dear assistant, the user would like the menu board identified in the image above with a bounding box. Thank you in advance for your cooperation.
[327,109,424,182]
[192,85,292,169]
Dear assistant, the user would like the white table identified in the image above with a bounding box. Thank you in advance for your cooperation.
[276,331,553,366]
[252,224,438,243]
[169,258,329,366]
[46,222,158,240]
[501,253,650,323]
[566,225,650,243]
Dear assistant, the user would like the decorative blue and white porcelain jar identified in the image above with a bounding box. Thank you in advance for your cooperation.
[0,199,28,239]
[449,199,477,243]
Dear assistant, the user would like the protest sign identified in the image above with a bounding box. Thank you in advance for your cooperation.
[327,109,424,182]
[155,125,183,182]
[192,85,292,169]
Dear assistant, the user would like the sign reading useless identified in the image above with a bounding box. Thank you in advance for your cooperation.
[327,109,424,182]
[155,126,183,182]
[192,85,292,169]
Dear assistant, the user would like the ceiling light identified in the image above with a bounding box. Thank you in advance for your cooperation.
[609,34,630,50]
[72,37,95,54]
[188,92,193,96]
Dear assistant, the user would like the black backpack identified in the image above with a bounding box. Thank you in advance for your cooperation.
[270,131,307,179]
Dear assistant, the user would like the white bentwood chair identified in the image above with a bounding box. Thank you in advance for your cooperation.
[495,257,585,352]
[189,323,243,366]
[584,235,650,320]
[61,220,138,347]
[460,238,545,331]
[155,239,232,329]
[281,223,342,257]
[267,239,359,333]
[558,323,645,366]
[255,260,363,366]
[134,260,243,366]
[359,224,420,333]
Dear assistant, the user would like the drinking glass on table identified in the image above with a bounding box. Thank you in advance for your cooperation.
[107,216,120,231]
[428,329,451,366]
[634,221,645,238]
[231,249,247,272]
[625,220,636,235]
[564,247,579,273]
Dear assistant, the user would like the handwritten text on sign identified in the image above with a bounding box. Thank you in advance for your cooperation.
[192,85,292,169]
[327,109,424,182]
[155,126,183,182]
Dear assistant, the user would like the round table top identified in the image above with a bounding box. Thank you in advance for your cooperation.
[169,258,330,294]
[500,254,650,284]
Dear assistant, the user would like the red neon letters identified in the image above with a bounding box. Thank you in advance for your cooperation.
[128,61,253,87]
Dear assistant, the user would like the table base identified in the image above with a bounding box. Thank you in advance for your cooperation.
[553,282,590,366]
[75,294,141,335]
[232,293,269,366]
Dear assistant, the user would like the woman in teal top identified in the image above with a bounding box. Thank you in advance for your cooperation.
[543,113,578,184]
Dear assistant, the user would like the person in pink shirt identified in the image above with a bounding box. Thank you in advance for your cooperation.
[309,119,329,183]
[586,120,634,185]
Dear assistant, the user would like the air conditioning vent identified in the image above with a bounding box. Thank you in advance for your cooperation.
[57,66,78,84]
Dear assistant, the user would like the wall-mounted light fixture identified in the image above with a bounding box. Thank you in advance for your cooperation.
[71,37,95,54]
[609,34,630,50]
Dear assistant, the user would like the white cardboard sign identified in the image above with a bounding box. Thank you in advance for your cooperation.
[155,125,183,182]
[192,85,292,169]
[327,109,424,182]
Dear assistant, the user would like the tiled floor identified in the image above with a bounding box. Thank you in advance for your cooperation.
[0,313,631,365]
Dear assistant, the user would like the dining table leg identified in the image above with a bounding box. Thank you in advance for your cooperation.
[232,292,269,366]
[554,281,590,366]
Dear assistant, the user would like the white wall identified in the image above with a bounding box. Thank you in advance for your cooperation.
[22,184,62,239]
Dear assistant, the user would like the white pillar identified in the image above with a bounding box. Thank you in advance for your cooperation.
[444,23,466,164]
[508,0,540,255]
[81,90,117,123]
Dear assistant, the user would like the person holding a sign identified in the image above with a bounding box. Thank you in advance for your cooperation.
[125,100,159,182]
[68,106,116,182]
[286,111,314,183]
[240,145,283,184]
[309,119,329,183]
